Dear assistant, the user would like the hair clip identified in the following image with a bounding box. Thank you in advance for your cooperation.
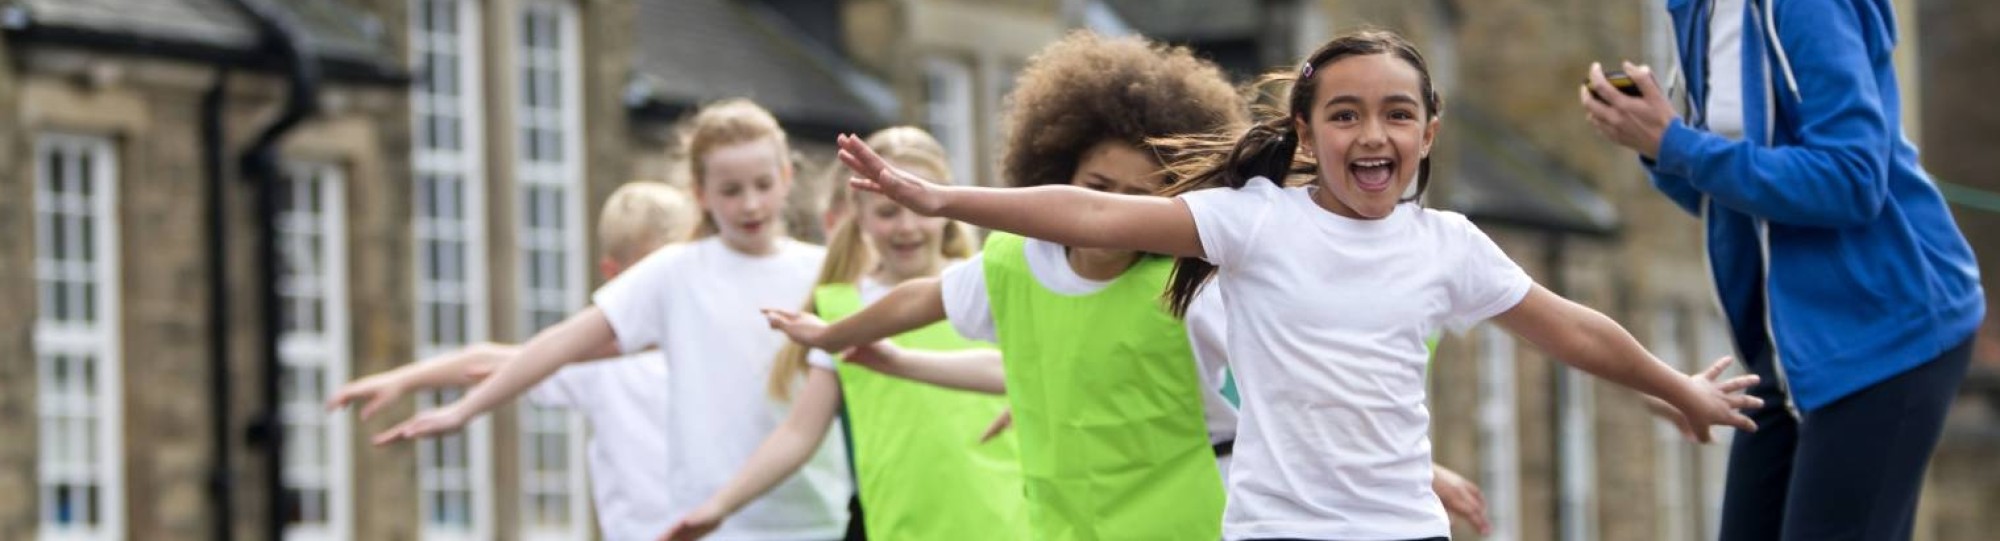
[1300,61,1314,79]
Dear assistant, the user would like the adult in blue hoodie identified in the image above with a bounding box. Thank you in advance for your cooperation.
[1580,0,1982,539]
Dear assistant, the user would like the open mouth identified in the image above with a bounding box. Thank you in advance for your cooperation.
[1349,157,1396,193]
[887,240,925,255]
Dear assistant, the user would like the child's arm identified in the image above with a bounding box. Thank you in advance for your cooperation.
[838,134,1204,258]
[326,342,516,420]
[373,307,619,444]
[661,368,843,541]
[840,341,1006,395]
[765,277,949,352]
[1492,284,1763,442]
[1432,463,1492,536]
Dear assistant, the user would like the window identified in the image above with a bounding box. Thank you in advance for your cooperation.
[1558,349,1596,540]
[1476,326,1522,541]
[278,162,351,541]
[411,0,494,538]
[34,133,122,541]
[1695,313,1735,539]
[1652,306,1696,541]
[515,1,590,538]
[923,56,976,186]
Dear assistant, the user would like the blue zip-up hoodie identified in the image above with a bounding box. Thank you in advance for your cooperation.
[1647,0,1983,412]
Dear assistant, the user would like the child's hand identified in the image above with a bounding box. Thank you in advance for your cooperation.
[838,341,905,373]
[762,308,832,348]
[657,504,725,541]
[1433,465,1492,536]
[978,409,1013,444]
[1663,356,1764,443]
[327,371,412,421]
[838,133,947,215]
[371,403,473,445]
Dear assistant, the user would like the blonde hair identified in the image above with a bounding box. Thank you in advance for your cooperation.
[768,127,976,400]
[683,99,791,236]
[598,181,698,264]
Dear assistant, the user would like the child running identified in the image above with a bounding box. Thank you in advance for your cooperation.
[329,181,696,540]
[765,32,1487,540]
[661,127,1024,540]
[831,29,1762,541]
[375,99,852,541]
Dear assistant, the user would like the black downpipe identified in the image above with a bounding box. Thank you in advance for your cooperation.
[201,65,235,541]
[226,1,320,539]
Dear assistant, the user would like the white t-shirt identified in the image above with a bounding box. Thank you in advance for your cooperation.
[526,351,673,541]
[593,237,849,541]
[1706,0,1747,139]
[1180,177,1532,541]
[937,237,1239,445]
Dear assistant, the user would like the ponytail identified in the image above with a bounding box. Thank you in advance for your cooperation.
[767,216,873,400]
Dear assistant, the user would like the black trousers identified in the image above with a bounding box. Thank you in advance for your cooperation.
[1718,337,1974,541]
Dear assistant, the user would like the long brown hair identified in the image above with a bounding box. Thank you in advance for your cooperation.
[767,127,976,400]
[1156,29,1443,317]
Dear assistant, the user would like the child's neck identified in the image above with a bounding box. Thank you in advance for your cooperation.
[1065,246,1138,281]
[720,234,784,257]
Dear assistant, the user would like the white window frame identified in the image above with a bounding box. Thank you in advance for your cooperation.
[1476,325,1522,541]
[33,133,123,541]
[923,56,977,186]
[514,1,591,538]
[1651,306,1696,541]
[1558,351,1597,541]
[410,0,495,538]
[1696,313,1735,539]
[277,161,352,541]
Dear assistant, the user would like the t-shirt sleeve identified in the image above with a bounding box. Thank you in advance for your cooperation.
[1443,216,1534,332]
[1177,177,1282,268]
[938,255,998,342]
[591,247,676,353]
[807,349,836,370]
[525,366,581,408]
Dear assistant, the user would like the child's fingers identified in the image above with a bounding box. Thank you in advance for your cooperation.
[359,395,394,421]
[1702,355,1738,381]
[371,423,409,446]
[1727,412,1759,434]
[848,177,885,195]
[1729,393,1766,411]
[1717,374,1761,393]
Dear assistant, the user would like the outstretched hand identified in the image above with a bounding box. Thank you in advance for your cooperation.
[327,371,412,421]
[371,404,473,446]
[761,308,833,349]
[838,133,948,215]
[1656,356,1764,444]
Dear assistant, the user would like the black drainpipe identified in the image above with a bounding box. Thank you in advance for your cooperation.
[226,1,320,539]
[201,64,235,541]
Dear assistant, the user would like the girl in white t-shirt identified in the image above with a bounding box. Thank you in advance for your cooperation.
[659,127,1027,541]
[833,30,1765,541]
[375,99,852,541]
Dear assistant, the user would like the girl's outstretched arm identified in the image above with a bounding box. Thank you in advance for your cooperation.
[838,134,1205,258]
[841,341,1006,395]
[1492,284,1763,443]
[327,342,518,421]
[660,369,843,541]
[766,277,950,353]
[373,307,619,444]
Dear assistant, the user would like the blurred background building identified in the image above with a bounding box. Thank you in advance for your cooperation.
[0,0,1992,539]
